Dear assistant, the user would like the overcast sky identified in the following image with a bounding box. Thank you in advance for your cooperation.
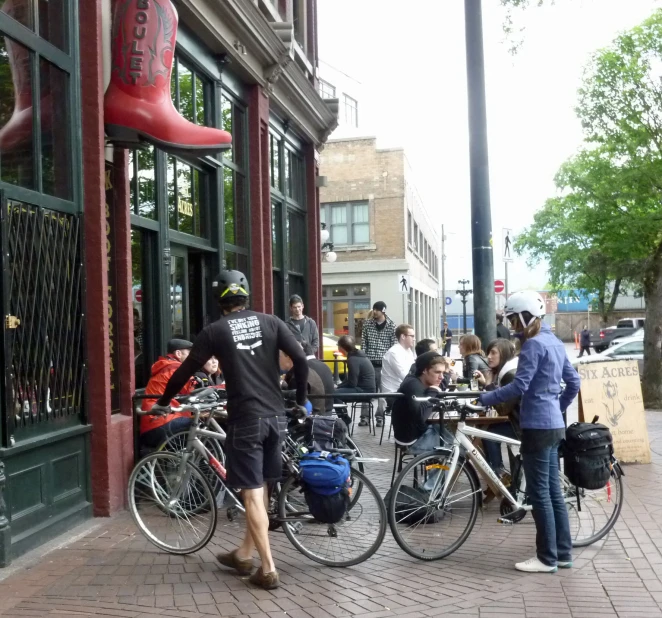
[318,0,660,293]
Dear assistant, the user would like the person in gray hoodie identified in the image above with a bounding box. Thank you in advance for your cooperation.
[285,295,320,355]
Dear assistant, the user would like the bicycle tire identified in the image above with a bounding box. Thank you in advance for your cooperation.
[345,435,364,506]
[566,465,624,547]
[278,467,386,567]
[388,450,480,561]
[128,452,218,555]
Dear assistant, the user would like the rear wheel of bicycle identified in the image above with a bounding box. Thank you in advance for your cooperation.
[345,435,364,506]
[388,451,480,561]
[278,467,386,567]
[128,452,217,554]
[563,464,624,547]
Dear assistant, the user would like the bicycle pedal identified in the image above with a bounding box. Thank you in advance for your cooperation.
[498,507,526,524]
[497,517,515,525]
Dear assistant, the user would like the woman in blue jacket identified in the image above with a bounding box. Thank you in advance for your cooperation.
[479,291,581,573]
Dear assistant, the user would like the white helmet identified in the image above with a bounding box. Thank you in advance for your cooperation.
[504,291,545,326]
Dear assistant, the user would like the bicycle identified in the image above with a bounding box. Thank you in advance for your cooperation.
[129,389,387,567]
[387,393,624,561]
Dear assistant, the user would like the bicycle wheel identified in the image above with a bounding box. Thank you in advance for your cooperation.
[159,431,225,498]
[128,452,217,554]
[563,464,624,547]
[388,450,480,561]
[345,435,364,506]
[278,467,386,567]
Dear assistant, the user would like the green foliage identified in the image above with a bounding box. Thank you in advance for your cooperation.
[519,8,662,405]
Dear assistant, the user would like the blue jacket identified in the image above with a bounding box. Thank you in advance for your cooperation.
[479,323,580,430]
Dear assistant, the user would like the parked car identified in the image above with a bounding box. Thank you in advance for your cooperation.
[573,336,644,375]
[591,317,645,353]
[609,328,643,347]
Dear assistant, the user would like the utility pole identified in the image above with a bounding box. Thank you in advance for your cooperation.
[456,279,472,334]
[465,0,496,350]
[441,224,447,327]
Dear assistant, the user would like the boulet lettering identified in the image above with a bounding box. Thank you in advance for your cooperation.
[129,0,150,84]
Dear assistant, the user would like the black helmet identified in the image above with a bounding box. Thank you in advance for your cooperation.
[213,270,250,299]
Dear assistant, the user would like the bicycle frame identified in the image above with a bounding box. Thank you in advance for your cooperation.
[435,421,527,513]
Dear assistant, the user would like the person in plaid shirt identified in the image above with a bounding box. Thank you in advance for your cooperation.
[360,301,397,426]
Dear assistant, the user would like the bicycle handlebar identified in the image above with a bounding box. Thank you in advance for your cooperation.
[411,395,486,413]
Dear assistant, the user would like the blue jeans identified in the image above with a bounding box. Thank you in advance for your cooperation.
[141,416,193,449]
[409,425,455,455]
[483,422,517,473]
[521,442,572,567]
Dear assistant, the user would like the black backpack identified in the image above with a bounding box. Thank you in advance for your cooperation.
[562,422,613,490]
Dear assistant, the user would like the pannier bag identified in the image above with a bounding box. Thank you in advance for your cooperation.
[299,451,351,524]
[563,422,613,490]
[310,415,348,451]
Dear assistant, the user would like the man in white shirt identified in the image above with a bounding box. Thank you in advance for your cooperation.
[380,324,417,400]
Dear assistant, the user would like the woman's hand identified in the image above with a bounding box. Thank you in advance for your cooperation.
[473,371,487,387]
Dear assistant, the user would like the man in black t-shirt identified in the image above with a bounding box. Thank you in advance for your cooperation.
[152,270,308,590]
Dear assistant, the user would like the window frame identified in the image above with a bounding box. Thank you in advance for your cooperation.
[0,6,82,214]
[320,200,370,247]
[343,93,358,128]
[319,78,336,99]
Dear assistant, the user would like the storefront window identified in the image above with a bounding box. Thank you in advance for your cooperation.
[173,58,206,127]
[167,156,207,238]
[0,37,34,191]
[2,0,68,51]
[129,148,156,219]
[41,58,71,199]
[322,285,371,340]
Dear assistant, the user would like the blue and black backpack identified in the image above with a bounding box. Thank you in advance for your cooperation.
[298,451,351,524]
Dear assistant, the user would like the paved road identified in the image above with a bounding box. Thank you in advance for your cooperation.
[0,406,660,618]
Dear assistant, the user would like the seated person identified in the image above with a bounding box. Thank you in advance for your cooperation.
[280,348,325,415]
[474,338,520,476]
[302,342,335,415]
[415,338,437,356]
[140,339,197,448]
[459,334,489,382]
[409,340,455,390]
[193,356,224,388]
[392,352,453,454]
[335,335,376,395]
[381,324,417,396]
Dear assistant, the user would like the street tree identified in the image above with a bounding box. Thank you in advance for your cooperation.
[520,11,662,406]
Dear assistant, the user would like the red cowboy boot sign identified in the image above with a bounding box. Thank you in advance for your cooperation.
[104,0,231,156]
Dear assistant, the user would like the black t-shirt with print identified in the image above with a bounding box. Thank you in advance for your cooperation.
[158,310,309,423]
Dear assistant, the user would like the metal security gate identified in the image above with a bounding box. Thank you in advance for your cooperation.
[0,195,90,565]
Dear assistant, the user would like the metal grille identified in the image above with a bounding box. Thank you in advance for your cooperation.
[4,200,85,435]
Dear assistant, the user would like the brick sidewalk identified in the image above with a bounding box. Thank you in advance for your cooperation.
[1,411,661,618]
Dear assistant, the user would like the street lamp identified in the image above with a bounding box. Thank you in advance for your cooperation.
[456,279,473,334]
[321,223,337,263]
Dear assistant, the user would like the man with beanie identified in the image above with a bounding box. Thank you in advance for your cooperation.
[360,301,396,427]
[391,351,452,454]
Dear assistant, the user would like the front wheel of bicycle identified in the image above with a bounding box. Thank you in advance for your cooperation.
[564,463,624,547]
[128,452,217,555]
[278,467,386,567]
[388,450,480,561]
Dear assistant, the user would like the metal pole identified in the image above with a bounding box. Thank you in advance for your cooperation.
[505,261,508,299]
[465,0,496,350]
[463,298,467,334]
[441,224,447,327]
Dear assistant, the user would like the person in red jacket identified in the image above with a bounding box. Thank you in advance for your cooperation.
[140,339,196,448]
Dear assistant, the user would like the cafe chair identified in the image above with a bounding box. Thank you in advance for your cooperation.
[379,403,393,445]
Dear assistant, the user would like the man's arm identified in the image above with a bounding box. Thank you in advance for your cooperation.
[361,325,369,355]
[559,356,581,412]
[309,319,320,355]
[393,347,414,383]
[480,342,541,407]
[345,357,359,388]
[277,319,309,405]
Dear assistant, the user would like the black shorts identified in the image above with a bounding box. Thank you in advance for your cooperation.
[225,416,285,490]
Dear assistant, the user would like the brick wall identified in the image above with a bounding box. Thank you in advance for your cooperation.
[319,138,406,261]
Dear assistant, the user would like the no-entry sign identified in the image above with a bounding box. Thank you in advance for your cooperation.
[494,280,505,294]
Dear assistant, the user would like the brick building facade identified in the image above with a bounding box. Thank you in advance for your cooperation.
[0,0,335,565]
[319,137,440,341]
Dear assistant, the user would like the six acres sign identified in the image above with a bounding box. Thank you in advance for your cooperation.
[577,360,651,464]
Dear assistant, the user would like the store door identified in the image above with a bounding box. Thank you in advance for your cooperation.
[170,247,190,340]
[0,197,90,565]
[169,246,212,342]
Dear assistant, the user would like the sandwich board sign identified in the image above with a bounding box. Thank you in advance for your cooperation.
[577,360,650,464]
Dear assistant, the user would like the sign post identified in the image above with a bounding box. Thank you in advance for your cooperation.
[577,360,651,464]
[502,228,513,298]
